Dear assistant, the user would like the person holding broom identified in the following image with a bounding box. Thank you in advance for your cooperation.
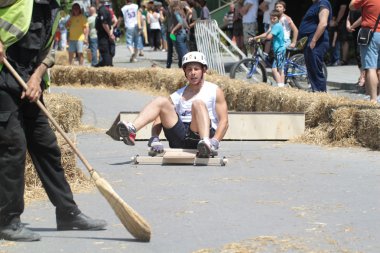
[0,0,107,242]
[116,51,229,158]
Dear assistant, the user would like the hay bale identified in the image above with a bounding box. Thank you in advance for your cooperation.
[25,134,92,203]
[292,123,332,146]
[55,51,69,66]
[330,107,358,141]
[356,109,380,149]
[44,92,82,132]
[50,65,380,150]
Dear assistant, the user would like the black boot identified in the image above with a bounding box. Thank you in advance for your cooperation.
[0,218,41,242]
[56,212,107,231]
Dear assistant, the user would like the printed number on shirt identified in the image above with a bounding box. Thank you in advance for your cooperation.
[127,10,136,19]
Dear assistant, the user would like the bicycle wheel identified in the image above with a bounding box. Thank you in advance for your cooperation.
[288,54,309,90]
[288,54,328,90]
[230,58,267,84]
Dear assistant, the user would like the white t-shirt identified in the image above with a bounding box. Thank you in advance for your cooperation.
[120,3,139,28]
[170,81,219,130]
[263,0,276,25]
[280,14,294,45]
[242,0,258,24]
[148,12,161,30]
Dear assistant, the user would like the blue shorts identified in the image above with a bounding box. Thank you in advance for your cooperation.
[272,49,286,70]
[68,40,84,53]
[125,26,143,49]
[360,32,380,69]
[163,115,216,149]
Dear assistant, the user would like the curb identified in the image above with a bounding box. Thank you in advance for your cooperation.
[327,81,362,91]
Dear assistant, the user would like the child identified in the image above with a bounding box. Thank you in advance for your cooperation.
[275,1,298,48]
[252,10,286,87]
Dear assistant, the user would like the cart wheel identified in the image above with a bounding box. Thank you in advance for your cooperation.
[221,157,228,166]
[131,155,139,164]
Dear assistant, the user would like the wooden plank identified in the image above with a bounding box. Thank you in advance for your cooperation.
[112,111,305,141]
[225,112,305,140]
[131,155,228,166]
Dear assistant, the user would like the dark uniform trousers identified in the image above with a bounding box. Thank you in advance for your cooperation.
[0,89,79,226]
[304,40,329,92]
[97,37,113,67]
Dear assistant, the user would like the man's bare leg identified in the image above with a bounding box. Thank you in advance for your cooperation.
[148,116,164,155]
[189,100,211,138]
[366,69,379,103]
[68,52,74,65]
[117,97,177,145]
[189,100,217,157]
[133,97,178,130]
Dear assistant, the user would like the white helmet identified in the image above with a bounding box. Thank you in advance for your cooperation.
[182,51,208,68]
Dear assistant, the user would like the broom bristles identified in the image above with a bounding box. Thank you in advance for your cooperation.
[92,172,151,242]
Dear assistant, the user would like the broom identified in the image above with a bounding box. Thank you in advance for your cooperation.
[3,58,151,242]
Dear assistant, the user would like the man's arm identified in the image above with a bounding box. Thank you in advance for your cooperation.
[349,0,360,11]
[290,21,299,47]
[22,63,47,102]
[336,4,347,24]
[253,28,272,41]
[310,7,329,49]
[213,87,229,141]
[83,21,89,44]
[102,22,115,41]
[116,16,123,28]
[351,16,362,30]
[240,2,253,16]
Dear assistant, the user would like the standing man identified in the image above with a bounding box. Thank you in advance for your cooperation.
[223,3,235,40]
[198,0,210,20]
[118,0,143,63]
[240,0,259,56]
[0,0,106,242]
[350,0,380,103]
[95,0,115,67]
[299,0,332,92]
[88,6,99,66]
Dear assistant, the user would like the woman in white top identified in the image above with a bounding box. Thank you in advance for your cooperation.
[147,5,161,51]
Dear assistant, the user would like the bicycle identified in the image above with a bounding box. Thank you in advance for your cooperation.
[229,37,328,91]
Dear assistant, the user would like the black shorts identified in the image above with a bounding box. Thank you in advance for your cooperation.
[163,116,216,149]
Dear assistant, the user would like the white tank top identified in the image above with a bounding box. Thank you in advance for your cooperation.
[170,81,219,129]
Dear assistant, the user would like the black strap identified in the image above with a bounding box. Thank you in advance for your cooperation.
[369,14,380,42]
[373,14,380,32]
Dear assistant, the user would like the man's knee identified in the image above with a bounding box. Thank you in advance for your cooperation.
[154,96,172,106]
[191,99,207,111]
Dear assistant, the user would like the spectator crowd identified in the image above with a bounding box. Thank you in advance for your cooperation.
[53,0,380,102]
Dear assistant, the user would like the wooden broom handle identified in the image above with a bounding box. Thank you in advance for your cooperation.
[3,58,95,174]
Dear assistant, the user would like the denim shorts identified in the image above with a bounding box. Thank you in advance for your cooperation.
[163,116,216,149]
[125,26,143,49]
[272,49,286,70]
[68,40,84,53]
[360,32,380,69]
